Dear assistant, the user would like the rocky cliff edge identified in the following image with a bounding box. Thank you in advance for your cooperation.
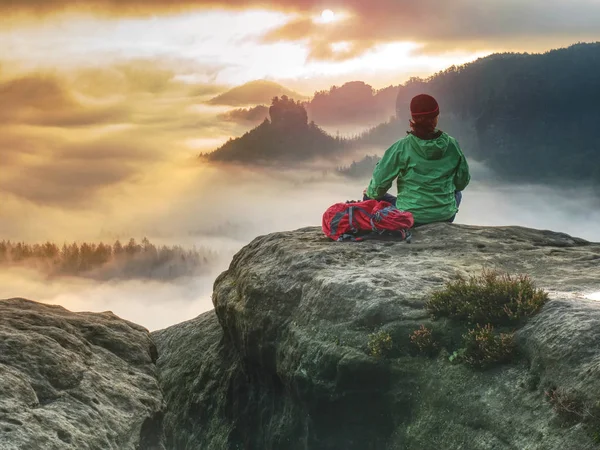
[2,224,600,449]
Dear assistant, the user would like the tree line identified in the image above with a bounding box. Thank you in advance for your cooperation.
[336,155,381,179]
[0,238,216,281]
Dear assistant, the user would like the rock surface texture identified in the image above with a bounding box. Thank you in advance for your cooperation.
[154,224,600,450]
[0,298,164,450]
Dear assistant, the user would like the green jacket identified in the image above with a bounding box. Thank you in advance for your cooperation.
[366,131,470,224]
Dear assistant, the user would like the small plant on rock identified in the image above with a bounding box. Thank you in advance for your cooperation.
[426,269,549,326]
[409,325,439,356]
[545,387,586,422]
[368,331,393,358]
[460,324,515,369]
[545,387,600,443]
[448,348,467,364]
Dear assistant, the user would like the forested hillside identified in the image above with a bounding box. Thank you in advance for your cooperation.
[207,43,600,185]
[390,43,600,184]
[207,95,347,164]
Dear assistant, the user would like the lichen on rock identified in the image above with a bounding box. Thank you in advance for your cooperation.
[153,224,600,449]
[0,298,165,450]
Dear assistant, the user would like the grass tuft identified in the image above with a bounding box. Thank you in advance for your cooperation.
[426,269,549,326]
[368,331,393,358]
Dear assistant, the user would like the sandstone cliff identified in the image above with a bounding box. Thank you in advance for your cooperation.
[154,224,600,449]
[0,299,164,450]
[2,224,600,450]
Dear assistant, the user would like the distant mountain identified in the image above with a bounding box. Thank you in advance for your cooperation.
[205,96,348,164]
[355,42,600,185]
[305,81,399,127]
[216,81,399,128]
[208,80,308,106]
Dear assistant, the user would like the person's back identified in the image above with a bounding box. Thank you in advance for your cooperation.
[364,94,470,225]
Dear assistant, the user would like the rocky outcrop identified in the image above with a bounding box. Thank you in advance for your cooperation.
[3,224,599,450]
[0,298,164,450]
[153,224,600,450]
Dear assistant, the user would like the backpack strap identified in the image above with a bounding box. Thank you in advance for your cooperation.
[349,206,376,234]
[348,206,356,233]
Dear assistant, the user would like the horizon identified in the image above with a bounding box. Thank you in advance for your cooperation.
[209,41,600,98]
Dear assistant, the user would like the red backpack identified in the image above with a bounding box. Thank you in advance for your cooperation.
[322,200,414,242]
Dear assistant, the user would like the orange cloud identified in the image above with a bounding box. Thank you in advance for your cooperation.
[0,75,132,127]
[260,1,600,61]
[0,0,308,17]
[0,61,240,207]
[2,0,599,62]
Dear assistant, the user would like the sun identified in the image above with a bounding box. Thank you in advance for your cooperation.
[321,9,336,23]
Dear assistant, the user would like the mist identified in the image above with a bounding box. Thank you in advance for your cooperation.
[0,267,219,332]
[1,158,599,331]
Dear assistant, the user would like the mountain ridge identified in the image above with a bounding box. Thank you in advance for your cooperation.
[207,80,308,106]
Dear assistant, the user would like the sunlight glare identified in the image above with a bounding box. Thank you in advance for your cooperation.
[331,41,351,53]
[585,292,600,301]
[321,9,336,23]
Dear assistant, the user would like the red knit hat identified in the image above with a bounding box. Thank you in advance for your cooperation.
[410,94,439,118]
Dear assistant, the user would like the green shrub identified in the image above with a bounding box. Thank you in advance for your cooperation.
[409,325,439,356]
[426,269,549,326]
[368,331,393,358]
[460,324,515,369]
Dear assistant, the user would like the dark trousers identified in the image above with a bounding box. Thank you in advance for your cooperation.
[362,191,463,226]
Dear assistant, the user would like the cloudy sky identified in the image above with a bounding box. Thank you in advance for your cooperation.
[3,0,600,90]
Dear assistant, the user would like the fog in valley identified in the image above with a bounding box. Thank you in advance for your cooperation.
[2,159,599,331]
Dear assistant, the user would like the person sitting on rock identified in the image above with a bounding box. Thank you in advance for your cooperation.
[363,94,470,227]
